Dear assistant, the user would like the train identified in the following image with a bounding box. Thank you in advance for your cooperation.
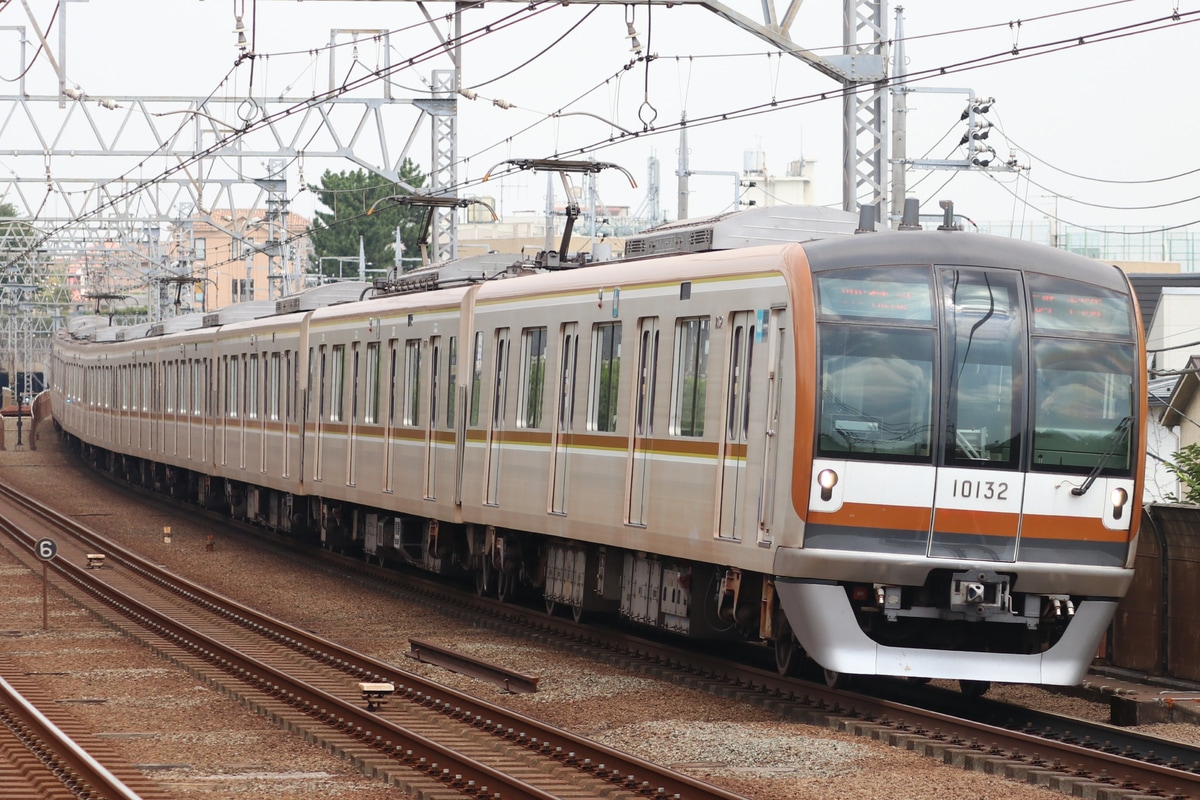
[48,203,1147,693]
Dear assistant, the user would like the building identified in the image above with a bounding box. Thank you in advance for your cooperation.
[188,209,313,311]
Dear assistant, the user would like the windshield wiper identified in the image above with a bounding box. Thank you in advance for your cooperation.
[1071,415,1133,497]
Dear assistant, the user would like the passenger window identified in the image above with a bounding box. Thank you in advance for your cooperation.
[404,339,421,426]
[589,322,621,432]
[330,345,345,422]
[518,327,548,428]
[469,332,484,426]
[446,336,458,428]
[364,343,380,424]
[671,317,709,436]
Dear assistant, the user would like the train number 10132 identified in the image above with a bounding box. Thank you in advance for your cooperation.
[951,479,1009,501]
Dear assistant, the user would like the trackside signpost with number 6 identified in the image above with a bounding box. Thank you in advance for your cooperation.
[35,538,56,630]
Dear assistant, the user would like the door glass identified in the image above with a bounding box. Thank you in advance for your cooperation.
[940,268,1024,469]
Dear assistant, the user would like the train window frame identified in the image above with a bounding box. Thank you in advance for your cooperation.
[247,352,259,420]
[430,337,441,430]
[938,266,1025,471]
[670,316,710,437]
[385,339,398,428]
[178,359,188,415]
[269,352,281,421]
[351,342,361,428]
[517,326,548,429]
[364,342,380,425]
[330,344,345,422]
[403,338,421,426]
[1030,337,1136,476]
[491,328,511,428]
[446,335,458,429]
[469,331,484,427]
[634,320,658,438]
[226,355,239,419]
[725,317,754,441]
[815,323,936,463]
[588,321,622,433]
[558,324,580,433]
[1026,273,1135,338]
[165,362,175,412]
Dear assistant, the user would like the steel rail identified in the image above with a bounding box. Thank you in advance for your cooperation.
[0,673,145,800]
[0,477,751,800]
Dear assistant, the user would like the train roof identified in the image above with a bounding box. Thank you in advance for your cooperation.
[275,281,373,314]
[624,204,857,257]
[800,229,1130,292]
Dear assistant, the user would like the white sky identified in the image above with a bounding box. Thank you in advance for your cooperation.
[3,0,1198,233]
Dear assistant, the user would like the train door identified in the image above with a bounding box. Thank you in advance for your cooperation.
[425,336,441,500]
[266,352,279,475]
[221,355,232,467]
[201,359,210,464]
[717,310,756,540]
[626,317,659,526]
[383,339,397,493]
[929,267,1026,562]
[247,353,259,472]
[282,351,292,478]
[257,352,268,474]
[550,323,579,514]
[757,307,786,545]
[483,328,510,506]
[348,342,360,487]
[313,345,326,481]
[239,354,248,471]
[172,360,181,457]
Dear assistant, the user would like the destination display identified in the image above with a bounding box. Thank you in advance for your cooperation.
[816,267,934,322]
[1027,275,1133,336]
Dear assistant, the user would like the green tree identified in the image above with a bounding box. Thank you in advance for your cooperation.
[1165,443,1200,504]
[307,162,428,278]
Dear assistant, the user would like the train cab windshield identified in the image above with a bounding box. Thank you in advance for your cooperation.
[814,264,1137,477]
[1028,274,1137,475]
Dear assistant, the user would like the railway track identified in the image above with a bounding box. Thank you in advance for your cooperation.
[0,651,167,800]
[162,495,1200,800]
[0,479,750,800]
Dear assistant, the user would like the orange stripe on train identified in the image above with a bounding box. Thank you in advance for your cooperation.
[806,503,932,531]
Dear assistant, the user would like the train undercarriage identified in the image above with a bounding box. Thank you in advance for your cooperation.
[65,430,1092,695]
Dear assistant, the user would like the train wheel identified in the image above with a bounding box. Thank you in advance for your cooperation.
[545,598,558,616]
[571,604,583,623]
[824,668,848,689]
[959,680,990,698]
[773,611,802,676]
[475,560,493,596]
[497,572,515,604]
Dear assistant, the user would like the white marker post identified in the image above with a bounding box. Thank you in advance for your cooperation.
[34,538,57,630]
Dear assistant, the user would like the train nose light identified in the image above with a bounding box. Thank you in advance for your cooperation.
[817,469,839,501]
[1110,487,1129,520]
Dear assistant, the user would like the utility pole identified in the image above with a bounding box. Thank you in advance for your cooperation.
[677,115,690,220]
[889,5,909,224]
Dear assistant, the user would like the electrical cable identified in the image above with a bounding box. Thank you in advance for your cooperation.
[0,2,58,83]
[8,3,1200,271]
[464,6,598,91]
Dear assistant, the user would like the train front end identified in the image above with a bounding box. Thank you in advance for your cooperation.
[774,231,1146,685]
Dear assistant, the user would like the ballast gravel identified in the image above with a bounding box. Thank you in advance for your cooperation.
[0,418,1181,799]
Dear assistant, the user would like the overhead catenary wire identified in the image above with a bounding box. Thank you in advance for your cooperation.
[8,2,1200,273]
